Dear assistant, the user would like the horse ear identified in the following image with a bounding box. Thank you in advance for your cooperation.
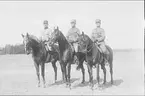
[26,33,29,36]
[57,26,59,30]
[21,34,24,38]
[26,33,29,38]
[82,31,84,36]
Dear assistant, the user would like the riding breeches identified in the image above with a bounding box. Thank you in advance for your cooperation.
[44,41,52,51]
[97,42,109,54]
[73,43,79,52]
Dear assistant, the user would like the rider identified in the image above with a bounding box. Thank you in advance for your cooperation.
[40,20,52,51]
[66,19,81,65]
[91,19,109,63]
[66,19,81,51]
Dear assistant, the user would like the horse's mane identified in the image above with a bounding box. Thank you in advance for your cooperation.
[84,34,93,44]
[82,33,94,52]
[28,34,40,43]
[58,29,68,43]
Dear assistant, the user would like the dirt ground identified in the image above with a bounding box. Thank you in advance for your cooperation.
[0,50,144,95]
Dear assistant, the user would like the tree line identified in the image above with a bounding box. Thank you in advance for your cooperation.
[0,44,25,55]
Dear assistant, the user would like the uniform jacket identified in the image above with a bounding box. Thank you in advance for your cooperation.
[66,27,80,42]
[91,27,105,43]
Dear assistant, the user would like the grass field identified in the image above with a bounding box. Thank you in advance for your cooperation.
[0,49,144,95]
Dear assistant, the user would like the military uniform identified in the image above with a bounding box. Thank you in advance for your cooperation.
[67,27,80,43]
[66,19,81,52]
[40,20,53,51]
[41,28,52,42]
[91,19,108,54]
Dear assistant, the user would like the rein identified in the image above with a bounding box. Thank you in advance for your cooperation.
[86,43,94,53]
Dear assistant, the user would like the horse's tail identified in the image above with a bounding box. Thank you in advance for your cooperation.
[106,45,113,66]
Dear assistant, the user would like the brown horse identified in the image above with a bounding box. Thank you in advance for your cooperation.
[50,27,75,89]
[21,33,60,87]
[78,32,113,88]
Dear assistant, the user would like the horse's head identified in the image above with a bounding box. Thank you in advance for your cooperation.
[78,32,88,49]
[50,26,61,45]
[21,33,32,55]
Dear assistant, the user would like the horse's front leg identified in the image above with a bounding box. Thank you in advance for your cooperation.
[80,61,85,84]
[52,60,57,83]
[87,62,93,89]
[63,64,67,83]
[101,64,106,84]
[60,61,65,82]
[41,63,46,88]
[66,63,71,89]
[34,62,40,87]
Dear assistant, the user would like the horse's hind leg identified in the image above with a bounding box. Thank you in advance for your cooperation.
[110,62,113,84]
[101,64,106,84]
[52,61,57,83]
[34,62,40,87]
[41,63,46,88]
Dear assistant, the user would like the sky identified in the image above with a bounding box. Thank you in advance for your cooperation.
[0,1,144,49]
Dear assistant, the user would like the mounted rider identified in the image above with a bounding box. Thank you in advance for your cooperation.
[66,19,81,52]
[91,19,109,62]
[40,20,53,51]
[66,19,81,64]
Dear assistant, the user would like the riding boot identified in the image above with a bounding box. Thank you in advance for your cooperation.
[45,45,48,51]
[103,53,108,66]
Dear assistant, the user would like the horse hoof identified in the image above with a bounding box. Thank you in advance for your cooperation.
[90,84,94,90]
[37,84,40,87]
[69,87,71,90]
[81,81,85,84]
[66,82,69,85]
[65,84,68,88]
[96,81,100,85]
[111,81,113,85]
[69,85,71,90]
[63,79,66,83]
[43,85,46,88]
[91,87,94,91]
[69,83,71,87]
[103,82,106,85]
[88,83,91,87]
[67,84,71,90]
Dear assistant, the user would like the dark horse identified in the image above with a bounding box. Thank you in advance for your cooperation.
[50,27,86,88]
[21,33,60,87]
[78,32,113,88]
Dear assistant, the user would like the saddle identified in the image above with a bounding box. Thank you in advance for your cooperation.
[95,42,109,55]
[43,40,59,54]
[95,43,109,65]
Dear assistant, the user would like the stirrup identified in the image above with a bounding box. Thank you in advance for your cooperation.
[103,57,109,66]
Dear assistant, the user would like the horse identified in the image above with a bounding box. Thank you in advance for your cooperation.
[21,33,60,87]
[50,27,87,88]
[78,32,113,88]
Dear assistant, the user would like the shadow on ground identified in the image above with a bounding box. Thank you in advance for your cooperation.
[48,78,80,87]
[72,78,103,89]
[72,79,123,90]
[95,79,124,90]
